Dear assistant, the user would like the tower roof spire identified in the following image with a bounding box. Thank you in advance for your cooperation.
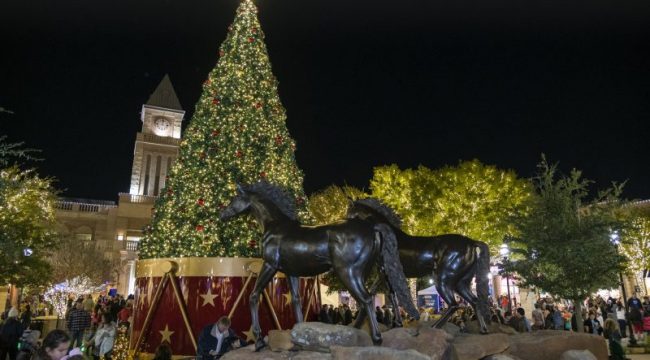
[146,74,183,110]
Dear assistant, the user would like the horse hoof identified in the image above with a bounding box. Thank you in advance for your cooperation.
[255,340,266,352]
[371,337,383,346]
[480,329,489,335]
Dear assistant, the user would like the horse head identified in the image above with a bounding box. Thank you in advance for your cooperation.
[219,183,252,221]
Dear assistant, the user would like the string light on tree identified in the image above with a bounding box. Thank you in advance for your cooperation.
[138,0,311,259]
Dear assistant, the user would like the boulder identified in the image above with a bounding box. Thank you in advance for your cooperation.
[330,345,430,360]
[269,330,295,352]
[452,333,510,360]
[221,345,332,360]
[465,321,517,335]
[505,331,607,360]
[381,326,456,360]
[559,350,597,360]
[291,322,372,353]
[482,355,523,360]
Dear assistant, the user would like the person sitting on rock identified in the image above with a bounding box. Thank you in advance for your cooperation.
[196,316,245,359]
[507,308,527,333]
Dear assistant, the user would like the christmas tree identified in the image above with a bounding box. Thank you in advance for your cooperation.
[139,0,310,259]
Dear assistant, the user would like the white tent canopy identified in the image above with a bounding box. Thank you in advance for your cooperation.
[417,285,439,296]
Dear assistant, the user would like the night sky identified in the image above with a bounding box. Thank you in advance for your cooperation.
[2,0,649,201]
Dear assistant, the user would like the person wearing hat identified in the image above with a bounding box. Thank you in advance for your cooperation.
[0,307,25,360]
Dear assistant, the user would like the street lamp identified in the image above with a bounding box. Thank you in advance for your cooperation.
[611,231,638,346]
[499,243,512,313]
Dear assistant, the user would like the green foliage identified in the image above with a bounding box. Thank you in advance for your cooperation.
[0,166,58,287]
[309,185,366,225]
[619,205,650,274]
[139,0,310,258]
[506,156,627,303]
[370,160,532,252]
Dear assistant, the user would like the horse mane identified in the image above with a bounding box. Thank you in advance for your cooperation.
[351,198,402,228]
[242,181,298,221]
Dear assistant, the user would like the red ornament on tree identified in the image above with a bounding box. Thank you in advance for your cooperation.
[167,188,173,195]
[197,198,205,206]
[219,50,225,57]
[259,171,266,178]
[199,152,206,159]
[204,79,211,86]
[211,129,220,137]
[235,150,243,158]
[248,37,255,43]
[196,225,205,232]
[255,102,262,109]
[212,97,220,105]
[275,135,283,145]
[296,197,304,205]
[248,240,257,249]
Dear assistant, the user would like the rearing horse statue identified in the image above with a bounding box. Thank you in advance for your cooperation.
[219,182,419,350]
[347,198,491,333]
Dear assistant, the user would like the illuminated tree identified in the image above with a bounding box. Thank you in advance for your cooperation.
[620,206,650,274]
[0,166,58,287]
[309,185,365,225]
[370,160,532,251]
[139,0,310,258]
[50,235,119,285]
[505,156,626,332]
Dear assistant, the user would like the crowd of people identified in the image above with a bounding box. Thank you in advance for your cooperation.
[0,292,136,360]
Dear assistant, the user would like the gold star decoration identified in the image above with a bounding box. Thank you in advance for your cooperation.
[242,326,256,343]
[283,293,292,307]
[200,289,218,307]
[159,324,174,344]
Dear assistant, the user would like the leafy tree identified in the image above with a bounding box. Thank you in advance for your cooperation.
[370,160,532,252]
[505,156,626,332]
[139,0,310,258]
[49,235,119,286]
[309,185,365,225]
[619,205,650,275]
[0,166,58,287]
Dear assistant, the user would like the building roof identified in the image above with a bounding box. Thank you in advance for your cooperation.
[145,74,183,110]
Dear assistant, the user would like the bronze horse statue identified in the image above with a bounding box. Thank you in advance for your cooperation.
[219,182,419,350]
[347,198,491,333]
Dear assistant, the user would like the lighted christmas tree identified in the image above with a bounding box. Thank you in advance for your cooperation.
[139,0,310,258]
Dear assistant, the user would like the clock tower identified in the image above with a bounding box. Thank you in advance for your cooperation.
[129,74,185,196]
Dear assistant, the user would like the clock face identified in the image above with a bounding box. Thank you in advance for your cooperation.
[154,118,170,132]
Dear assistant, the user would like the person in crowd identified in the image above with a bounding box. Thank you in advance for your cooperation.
[552,306,564,330]
[82,295,94,314]
[20,305,32,330]
[419,307,430,322]
[66,300,91,350]
[153,343,172,360]
[642,296,650,316]
[628,304,644,340]
[614,301,627,338]
[382,305,392,328]
[531,303,544,330]
[507,308,527,333]
[603,318,626,360]
[196,316,245,360]
[343,304,352,326]
[628,293,642,310]
[1,307,25,360]
[117,304,132,328]
[86,313,116,360]
[583,311,602,335]
[318,305,331,324]
[20,329,71,360]
[375,306,383,324]
[328,305,337,325]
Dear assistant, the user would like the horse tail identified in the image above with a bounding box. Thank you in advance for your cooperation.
[375,223,420,320]
[475,241,491,323]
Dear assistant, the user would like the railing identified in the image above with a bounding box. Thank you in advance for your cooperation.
[55,200,117,213]
[125,240,139,252]
[119,193,157,204]
[137,132,180,146]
